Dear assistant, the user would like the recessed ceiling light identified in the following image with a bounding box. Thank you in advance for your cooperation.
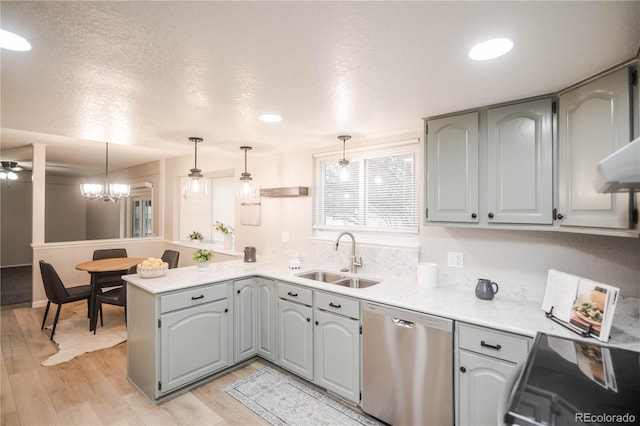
[259,113,283,123]
[0,29,32,52]
[468,38,513,61]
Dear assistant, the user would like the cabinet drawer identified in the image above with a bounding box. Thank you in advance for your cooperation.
[161,283,228,313]
[458,323,530,363]
[278,282,313,306]
[315,291,360,319]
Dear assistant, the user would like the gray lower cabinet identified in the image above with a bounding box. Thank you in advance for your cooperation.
[256,277,277,362]
[456,322,531,426]
[160,298,230,393]
[233,278,258,363]
[233,276,277,363]
[313,291,360,404]
[277,282,314,381]
[127,281,232,401]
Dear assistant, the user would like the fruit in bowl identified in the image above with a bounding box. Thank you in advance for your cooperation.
[137,257,169,278]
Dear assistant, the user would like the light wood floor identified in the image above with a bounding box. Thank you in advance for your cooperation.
[1,301,270,425]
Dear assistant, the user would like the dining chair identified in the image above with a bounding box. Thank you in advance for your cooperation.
[92,248,128,288]
[161,249,180,269]
[39,260,92,340]
[94,282,127,334]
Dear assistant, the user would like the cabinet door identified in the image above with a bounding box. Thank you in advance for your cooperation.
[558,67,631,229]
[233,278,258,363]
[487,99,553,224]
[458,350,514,426]
[278,299,313,381]
[314,310,360,403]
[427,112,479,223]
[160,299,229,394]
[257,277,277,362]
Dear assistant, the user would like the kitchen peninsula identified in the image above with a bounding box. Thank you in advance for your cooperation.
[124,258,640,406]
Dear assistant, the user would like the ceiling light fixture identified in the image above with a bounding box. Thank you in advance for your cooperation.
[80,143,130,202]
[183,137,209,202]
[237,146,259,203]
[338,135,351,182]
[468,38,513,61]
[0,161,21,181]
[258,113,283,123]
[0,29,32,52]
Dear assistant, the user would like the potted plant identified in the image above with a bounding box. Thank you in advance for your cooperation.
[188,231,204,243]
[214,221,234,250]
[193,248,214,270]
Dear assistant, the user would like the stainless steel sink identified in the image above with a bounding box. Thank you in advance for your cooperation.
[331,277,380,288]
[296,270,344,283]
[296,270,381,288]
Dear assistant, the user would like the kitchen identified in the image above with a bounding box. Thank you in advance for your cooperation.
[1,1,640,425]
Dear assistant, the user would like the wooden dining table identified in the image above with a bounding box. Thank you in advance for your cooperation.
[76,257,146,331]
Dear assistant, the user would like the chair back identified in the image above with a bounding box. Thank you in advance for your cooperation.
[161,250,180,269]
[39,260,70,304]
[93,248,127,260]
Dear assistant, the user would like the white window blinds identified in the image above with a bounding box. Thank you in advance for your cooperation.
[313,139,419,233]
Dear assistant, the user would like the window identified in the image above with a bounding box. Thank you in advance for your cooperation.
[313,139,419,234]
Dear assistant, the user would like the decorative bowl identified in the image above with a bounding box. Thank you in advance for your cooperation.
[137,262,169,278]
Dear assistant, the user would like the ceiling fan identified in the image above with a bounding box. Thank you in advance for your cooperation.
[1,161,23,181]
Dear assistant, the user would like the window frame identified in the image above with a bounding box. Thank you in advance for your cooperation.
[312,138,420,240]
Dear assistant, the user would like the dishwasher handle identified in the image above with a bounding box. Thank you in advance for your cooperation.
[392,317,415,329]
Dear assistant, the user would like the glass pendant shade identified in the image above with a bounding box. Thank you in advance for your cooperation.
[79,143,130,202]
[237,146,259,203]
[182,175,210,202]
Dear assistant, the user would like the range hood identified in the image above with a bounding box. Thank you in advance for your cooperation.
[593,137,640,193]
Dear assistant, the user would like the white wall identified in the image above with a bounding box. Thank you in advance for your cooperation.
[0,176,32,266]
[45,176,87,242]
[159,133,640,303]
[419,227,640,299]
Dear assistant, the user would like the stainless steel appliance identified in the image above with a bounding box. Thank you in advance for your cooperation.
[362,302,453,426]
[504,333,640,426]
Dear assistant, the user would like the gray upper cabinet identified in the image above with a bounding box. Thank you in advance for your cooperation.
[486,99,554,225]
[558,66,633,230]
[427,112,480,223]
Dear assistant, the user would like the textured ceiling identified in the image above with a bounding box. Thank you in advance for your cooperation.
[1,1,639,176]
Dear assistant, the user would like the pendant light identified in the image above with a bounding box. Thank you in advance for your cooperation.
[237,146,259,203]
[338,135,351,182]
[80,143,130,202]
[182,137,209,202]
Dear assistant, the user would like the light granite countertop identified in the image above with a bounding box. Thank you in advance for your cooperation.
[124,257,640,352]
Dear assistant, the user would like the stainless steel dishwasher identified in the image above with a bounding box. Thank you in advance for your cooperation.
[362,302,453,426]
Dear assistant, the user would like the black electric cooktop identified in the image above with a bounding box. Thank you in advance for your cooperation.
[505,333,640,426]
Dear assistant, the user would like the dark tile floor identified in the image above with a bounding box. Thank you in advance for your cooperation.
[1,265,32,305]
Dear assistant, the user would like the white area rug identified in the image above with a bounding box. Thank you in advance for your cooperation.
[42,304,127,366]
[222,367,382,426]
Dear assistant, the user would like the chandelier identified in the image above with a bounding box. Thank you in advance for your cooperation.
[80,143,130,202]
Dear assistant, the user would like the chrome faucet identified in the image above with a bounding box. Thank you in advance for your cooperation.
[335,232,363,273]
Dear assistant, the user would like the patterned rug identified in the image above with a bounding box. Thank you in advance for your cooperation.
[41,304,127,366]
[222,367,382,426]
